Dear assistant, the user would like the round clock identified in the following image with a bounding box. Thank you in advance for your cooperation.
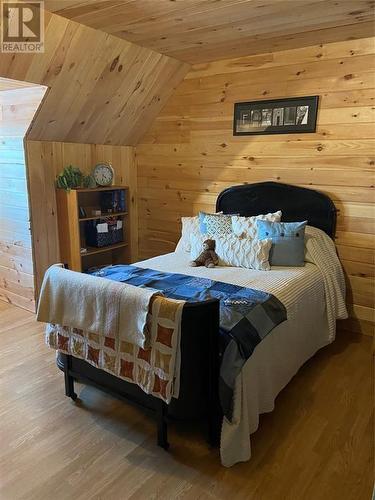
[92,162,114,186]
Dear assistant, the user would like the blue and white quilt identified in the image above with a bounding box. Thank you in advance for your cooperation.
[91,265,287,421]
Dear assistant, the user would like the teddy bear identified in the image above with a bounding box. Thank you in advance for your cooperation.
[190,239,219,268]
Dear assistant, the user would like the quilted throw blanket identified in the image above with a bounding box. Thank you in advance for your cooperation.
[92,265,287,421]
[45,295,184,403]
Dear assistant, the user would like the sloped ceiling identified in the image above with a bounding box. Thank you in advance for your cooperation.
[44,0,375,63]
[0,9,189,145]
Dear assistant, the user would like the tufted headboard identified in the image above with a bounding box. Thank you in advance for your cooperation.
[216,182,337,238]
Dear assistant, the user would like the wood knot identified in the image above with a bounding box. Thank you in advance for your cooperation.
[344,74,354,80]
[133,80,142,91]
[110,56,120,72]
[54,64,63,76]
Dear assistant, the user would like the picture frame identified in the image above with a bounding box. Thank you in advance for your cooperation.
[233,96,319,136]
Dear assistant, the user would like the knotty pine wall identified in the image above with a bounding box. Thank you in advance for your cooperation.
[25,141,137,298]
[137,36,375,336]
[0,83,46,311]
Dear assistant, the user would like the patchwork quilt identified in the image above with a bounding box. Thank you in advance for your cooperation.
[92,265,287,421]
[45,295,184,403]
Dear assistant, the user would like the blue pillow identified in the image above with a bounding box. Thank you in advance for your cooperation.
[257,220,307,266]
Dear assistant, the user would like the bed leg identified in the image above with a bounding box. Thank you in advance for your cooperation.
[61,353,78,401]
[157,400,169,450]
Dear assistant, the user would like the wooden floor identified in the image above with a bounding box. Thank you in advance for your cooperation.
[0,301,373,500]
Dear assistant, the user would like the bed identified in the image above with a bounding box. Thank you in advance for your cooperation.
[54,181,346,467]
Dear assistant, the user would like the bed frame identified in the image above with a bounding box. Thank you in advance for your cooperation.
[57,182,337,450]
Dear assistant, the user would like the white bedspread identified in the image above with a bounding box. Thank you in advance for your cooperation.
[135,226,347,466]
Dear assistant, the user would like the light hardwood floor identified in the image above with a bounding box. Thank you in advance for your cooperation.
[0,301,373,500]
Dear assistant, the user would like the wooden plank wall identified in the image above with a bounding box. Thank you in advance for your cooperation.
[137,36,375,336]
[25,141,137,297]
[0,84,46,311]
[0,9,189,146]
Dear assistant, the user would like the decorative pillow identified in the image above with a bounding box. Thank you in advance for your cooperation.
[257,220,307,266]
[190,233,272,271]
[198,211,223,233]
[204,214,233,237]
[231,211,282,239]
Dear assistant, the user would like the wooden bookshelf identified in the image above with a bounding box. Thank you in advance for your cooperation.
[56,186,130,272]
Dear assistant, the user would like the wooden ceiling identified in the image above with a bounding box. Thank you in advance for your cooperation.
[45,0,375,64]
[0,10,189,145]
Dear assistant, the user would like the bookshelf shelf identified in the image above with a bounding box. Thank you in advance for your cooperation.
[81,242,129,257]
[79,211,128,222]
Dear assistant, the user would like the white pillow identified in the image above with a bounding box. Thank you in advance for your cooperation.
[231,211,282,239]
[175,216,200,253]
[190,233,272,271]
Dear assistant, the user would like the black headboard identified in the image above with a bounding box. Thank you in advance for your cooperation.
[216,182,336,238]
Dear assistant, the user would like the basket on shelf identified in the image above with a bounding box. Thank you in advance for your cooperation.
[85,217,123,248]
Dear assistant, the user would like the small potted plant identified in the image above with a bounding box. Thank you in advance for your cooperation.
[56,165,96,191]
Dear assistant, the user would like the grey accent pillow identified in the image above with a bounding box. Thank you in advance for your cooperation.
[257,220,307,266]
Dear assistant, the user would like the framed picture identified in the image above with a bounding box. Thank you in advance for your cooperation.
[233,96,319,136]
